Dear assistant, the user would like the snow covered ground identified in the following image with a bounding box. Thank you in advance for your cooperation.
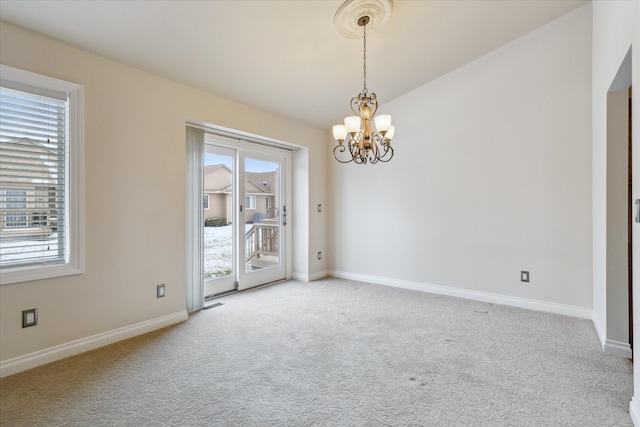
[203,224,254,279]
[204,225,233,279]
[0,233,60,264]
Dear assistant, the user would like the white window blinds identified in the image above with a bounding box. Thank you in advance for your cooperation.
[0,84,67,269]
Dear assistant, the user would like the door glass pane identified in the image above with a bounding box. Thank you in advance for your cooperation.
[244,157,280,273]
[203,151,234,281]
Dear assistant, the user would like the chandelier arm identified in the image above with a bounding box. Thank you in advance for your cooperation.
[369,93,378,117]
[333,144,355,164]
[355,144,366,164]
[370,134,380,158]
[377,146,394,162]
[350,136,358,153]
[350,95,361,116]
[373,132,384,147]
[377,140,394,162]
[368,132,393,163]
[353,142,363,161]
[368,148,378,164]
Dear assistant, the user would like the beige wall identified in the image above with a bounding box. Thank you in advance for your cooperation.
[0,22,328,370]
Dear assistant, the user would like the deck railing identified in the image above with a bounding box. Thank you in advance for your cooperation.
[245,221,279,264]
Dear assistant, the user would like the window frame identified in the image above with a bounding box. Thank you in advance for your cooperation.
[0,65,84,285]
[245,195,256,210]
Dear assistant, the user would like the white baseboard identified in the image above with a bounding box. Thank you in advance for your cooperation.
[592,311,606,349]
[291,272,309,282]
[593,312,633,358]
[604,339,633,358]
[330,270,593,319]
[0,310,188,378]
[308,270,329,281]
[291,270,329,283]
[631,397,640,426]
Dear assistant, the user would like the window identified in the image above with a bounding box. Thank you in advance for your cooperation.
[3,190,27,227]
[203,194,209,210]
[0,65,83,284]
[245,196,256,210]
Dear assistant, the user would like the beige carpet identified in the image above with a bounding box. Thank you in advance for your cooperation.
[0,278,634,426]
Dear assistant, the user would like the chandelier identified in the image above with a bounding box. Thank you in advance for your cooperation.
[332,2,395,165]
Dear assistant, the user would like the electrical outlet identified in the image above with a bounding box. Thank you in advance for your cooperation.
[520,271,530,282]
[22,308,38,328]
[318,251,322,260]
[157,284,166,298]
[318,204,322,212]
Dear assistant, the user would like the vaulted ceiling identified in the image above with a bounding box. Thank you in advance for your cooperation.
[0,0,588,130]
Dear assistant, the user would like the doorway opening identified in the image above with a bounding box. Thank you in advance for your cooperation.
[186,125,295,312]
[628,85,633,356]
[605,47,632,359]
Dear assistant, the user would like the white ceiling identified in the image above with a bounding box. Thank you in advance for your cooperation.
[0,0,588,130]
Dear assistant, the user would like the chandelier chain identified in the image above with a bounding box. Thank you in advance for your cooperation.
[362,21,367,95]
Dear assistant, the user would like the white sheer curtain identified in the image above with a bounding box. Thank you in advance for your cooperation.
[186,126,204,312]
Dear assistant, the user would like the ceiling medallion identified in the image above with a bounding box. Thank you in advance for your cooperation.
[333,0,393,39]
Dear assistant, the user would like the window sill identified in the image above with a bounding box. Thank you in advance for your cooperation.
[0,263,83,285]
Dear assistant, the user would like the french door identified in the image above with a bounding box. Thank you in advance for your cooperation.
[203,135,290,298]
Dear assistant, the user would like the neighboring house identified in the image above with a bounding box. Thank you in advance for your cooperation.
[245,170,278,223]
[203,164,232,223]
[0,138,58,240]
[204,164,278,224]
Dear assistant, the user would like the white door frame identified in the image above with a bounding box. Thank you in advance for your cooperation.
[187,123,295,309]
[236,142,292,290]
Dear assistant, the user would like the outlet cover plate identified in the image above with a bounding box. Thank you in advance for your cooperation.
[520,271,530,282]
[22,308,38,328]
[157,284,166,298]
